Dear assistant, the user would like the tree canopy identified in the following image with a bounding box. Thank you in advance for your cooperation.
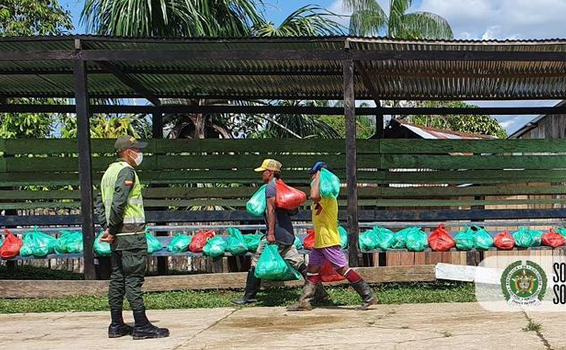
[345,0,453,39]
[403,101,508,139]
[0,0,73,37]
[0,1,72,138]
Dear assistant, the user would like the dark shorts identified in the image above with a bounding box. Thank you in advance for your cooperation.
[308,245,348,269]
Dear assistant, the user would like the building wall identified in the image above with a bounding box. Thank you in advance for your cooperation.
[520,114,566,139]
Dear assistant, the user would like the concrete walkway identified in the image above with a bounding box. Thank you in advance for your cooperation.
[0,303,560,350]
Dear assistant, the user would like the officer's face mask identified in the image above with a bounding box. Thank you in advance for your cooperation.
[129,149,143,166]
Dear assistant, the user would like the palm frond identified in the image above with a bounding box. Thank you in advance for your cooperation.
[388,0,415,36]
[254,5,344,37]
[349,9,387,36]
[343,0,383,13]
[255,100,340,139]
[345,0,387,36]
[399,11,454,39]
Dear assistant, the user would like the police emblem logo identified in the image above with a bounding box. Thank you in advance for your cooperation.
[501,260,547,307]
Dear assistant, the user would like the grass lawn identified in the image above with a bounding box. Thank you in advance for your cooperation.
[0,264,476,314]
[0,282,476,314]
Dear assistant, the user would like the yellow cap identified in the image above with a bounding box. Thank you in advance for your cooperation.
[254,159,282,172]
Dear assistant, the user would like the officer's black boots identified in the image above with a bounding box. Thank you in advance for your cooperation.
[132,308,170,340]
[108,309,133,338]
[232,267,262,305]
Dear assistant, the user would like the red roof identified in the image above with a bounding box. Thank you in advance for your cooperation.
[396,120,496,140]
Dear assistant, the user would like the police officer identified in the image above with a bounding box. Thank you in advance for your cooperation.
[95,135,169,340]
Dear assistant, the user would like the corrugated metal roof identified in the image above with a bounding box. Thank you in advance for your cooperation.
[2,35,566,100]
[397,120,496,139]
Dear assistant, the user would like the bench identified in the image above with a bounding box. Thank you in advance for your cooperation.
[3,223,565,263]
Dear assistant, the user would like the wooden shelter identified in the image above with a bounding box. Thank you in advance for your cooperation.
[2,35,566,279]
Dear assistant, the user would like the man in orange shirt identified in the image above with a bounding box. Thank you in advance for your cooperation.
[288,162,377,311]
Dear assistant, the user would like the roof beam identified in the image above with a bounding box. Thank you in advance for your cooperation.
[5,91,566,101]
[0,68,346,76]
[2,48,566,62]
[76,49,566,62]
[1,104,566,116]
[7,66,566,79]
[95,61,161,106]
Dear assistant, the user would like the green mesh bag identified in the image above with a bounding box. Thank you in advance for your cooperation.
[375,227,395,251]
[319,168,341,198]
[473,226,493,250]
[167,233,191,253]
[146,231,163,254]
[203,236,227,258]
[254,244,302,281]
[226,228,248,256]
[246,185,267,216]
[454,227,475,251]
[94,232,112,257]
[405,227,428,252]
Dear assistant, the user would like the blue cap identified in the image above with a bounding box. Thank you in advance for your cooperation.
[310,161,326,175]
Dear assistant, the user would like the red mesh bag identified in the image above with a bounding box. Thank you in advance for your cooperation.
[428,224,455,251]
[542,229,566,248]
[0,228,23,259]
[303,229,315,250]
[319,259,345,282]
[274,179,306,210]
[189,230,215,252]
[494,231,515,250]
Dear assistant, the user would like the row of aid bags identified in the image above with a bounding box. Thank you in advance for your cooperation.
[356,224,566,252]
[359,226,429,252]
[0,227,82,259]
[203,229,264,258]
[94,229,163,256]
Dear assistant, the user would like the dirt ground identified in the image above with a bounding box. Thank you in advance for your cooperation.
[0,303,560,350]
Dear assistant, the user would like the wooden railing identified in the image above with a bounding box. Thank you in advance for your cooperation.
[1,138,565,216]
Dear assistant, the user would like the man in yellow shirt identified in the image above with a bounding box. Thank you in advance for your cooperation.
[288,162,377,311]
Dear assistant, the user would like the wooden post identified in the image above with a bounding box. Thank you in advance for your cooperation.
[152,111,163,139]
[152,111,168,275]
[343,59,360,267]
[374,100,386,266]
[73,58,96,280]
[375,100,385,138]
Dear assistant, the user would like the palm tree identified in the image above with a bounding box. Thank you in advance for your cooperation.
[345,0,453,39]
[82,0,265,37]
[82,2,344,140]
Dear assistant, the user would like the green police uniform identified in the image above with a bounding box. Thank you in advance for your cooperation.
[96,136,169,340]
[96,159,148,312]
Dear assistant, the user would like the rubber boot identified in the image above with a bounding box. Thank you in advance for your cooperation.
[313,283,331,304]
[232,268,261,305]
[297,264,330,304]
[287,281,316,311]
[132,309,170,340]
[108,309,132,338]
[350,280,377,310]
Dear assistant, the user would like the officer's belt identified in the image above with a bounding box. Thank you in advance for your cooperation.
[115,231,145,236]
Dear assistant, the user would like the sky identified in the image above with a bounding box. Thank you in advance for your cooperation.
[59,0,566,136]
